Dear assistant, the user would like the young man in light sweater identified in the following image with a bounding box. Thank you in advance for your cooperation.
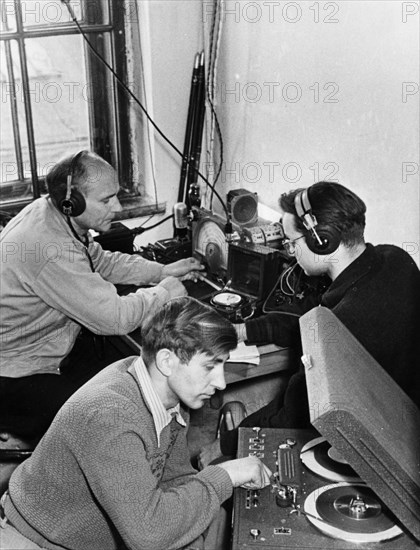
[0,297,272,550]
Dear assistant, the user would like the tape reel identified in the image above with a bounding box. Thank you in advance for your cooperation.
[210,291,255,323]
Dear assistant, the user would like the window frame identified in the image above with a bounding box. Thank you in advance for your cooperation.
[0,0,137,214]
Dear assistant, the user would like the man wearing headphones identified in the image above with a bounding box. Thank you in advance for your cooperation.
[0,151,204,444]
[199,181,420,466]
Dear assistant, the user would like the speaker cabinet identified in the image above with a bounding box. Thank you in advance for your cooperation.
[227,188,258,226]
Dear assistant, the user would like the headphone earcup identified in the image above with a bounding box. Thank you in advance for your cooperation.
[305,225,341,255]
[60,189,86,217]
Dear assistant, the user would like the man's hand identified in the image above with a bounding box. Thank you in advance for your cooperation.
[218,456,272,489]
[161,258,205,282]
[158,276,188,299]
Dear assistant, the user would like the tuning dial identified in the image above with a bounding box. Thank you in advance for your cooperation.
[250,528,261,541]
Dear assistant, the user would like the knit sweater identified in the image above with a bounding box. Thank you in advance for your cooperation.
[220,244,420,455]
[0,197,169,377]
[6,357,233,550]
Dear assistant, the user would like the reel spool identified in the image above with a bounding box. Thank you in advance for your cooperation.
[304,483,403,543]
[210,291,255,323]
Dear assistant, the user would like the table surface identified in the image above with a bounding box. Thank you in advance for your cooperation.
[119,329,291,385]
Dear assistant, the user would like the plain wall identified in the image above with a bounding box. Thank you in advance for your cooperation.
[132,1,419,265]
[210,0,419,263]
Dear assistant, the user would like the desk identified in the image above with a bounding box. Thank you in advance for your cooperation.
[114,329,291,386]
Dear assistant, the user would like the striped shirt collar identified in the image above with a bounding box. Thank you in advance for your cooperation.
[133,356,186,446]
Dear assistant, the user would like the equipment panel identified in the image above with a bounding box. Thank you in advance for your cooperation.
[231,428,419,549]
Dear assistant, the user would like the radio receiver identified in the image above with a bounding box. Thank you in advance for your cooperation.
[209,242,282,323]
[191,208,282,322]
[243,222,284,246]
[192,210,230,277]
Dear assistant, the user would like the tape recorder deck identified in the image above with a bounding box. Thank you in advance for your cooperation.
[232,428,419,549]
[209,240,282,322]
[190,209,285,322]
[232,307,420,549]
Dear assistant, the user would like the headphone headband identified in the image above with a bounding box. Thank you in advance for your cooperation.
[294,188,318,233]
[293,186,340,255]
[60,150,87,217]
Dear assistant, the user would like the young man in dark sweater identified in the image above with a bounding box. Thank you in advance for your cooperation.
[1,297,272,550]
[199,181,420,466]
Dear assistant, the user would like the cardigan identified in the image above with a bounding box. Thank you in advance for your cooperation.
[6,357,233,550]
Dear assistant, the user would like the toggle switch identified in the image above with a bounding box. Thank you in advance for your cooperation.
[250,528,261,541]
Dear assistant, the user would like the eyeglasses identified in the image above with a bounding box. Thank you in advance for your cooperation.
[282,235,305,255]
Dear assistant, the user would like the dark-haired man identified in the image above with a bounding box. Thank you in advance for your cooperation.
[1,297,272,550]
[0,151,203,442]
[199,181,420,465]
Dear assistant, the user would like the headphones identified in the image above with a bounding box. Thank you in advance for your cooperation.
[59,150,87,217]
[294,187,341,255]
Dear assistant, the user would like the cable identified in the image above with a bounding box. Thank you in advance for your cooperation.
[138,213,155,228]
[66,217,95,272]
[207,97,224,210]
[0,210,14,220]
[262,261,305,316]
[261,271,302,317]
[262,270,283,314]
[131,214,174,235]
[210,0,225,184]
[280,263,299,296]
[61,0,230,222]
[205,0,224,209]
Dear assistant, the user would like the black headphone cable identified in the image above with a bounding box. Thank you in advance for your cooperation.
[66,216,95,273]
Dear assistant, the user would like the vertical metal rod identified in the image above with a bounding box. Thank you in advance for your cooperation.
[177,52,200,205]
[1,2,24,181]
[14,0,40,198]
[185,51,206,207]
[190,51,206,187]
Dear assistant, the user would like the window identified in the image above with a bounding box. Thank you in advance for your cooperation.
[0,0,150,215]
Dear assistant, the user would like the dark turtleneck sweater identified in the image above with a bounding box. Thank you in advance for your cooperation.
[220,244,420,456]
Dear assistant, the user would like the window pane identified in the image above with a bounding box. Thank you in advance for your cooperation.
[20,0,109,29]
[24,34,90,177]
[1,0,17,33]
[21,0,82,28]
[0,41,18,182]
[0,40,33,201]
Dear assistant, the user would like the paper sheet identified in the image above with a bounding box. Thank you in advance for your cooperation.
[228,341,260,365]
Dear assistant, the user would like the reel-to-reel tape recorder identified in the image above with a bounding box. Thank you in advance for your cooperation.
[231,307,420,549]
[232,428,419,549]
[190,208,285,322]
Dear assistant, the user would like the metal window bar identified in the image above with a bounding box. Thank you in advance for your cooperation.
[1,6,24,182]
[0,24,114,41]
[14,0,39,198]
[0,0,114,203]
